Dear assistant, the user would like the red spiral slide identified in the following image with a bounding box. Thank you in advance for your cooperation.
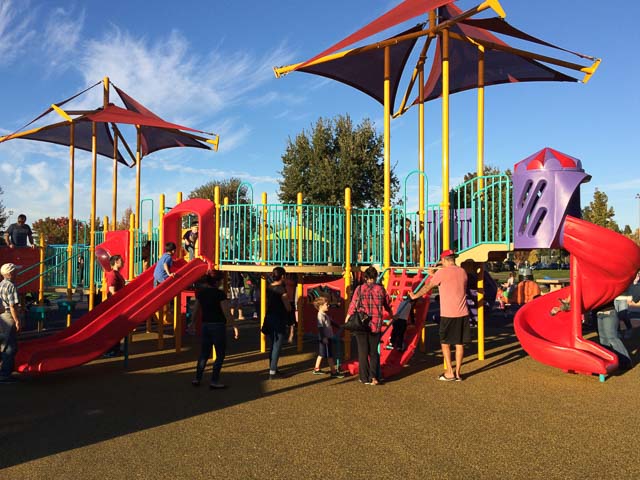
[514,215,640,377]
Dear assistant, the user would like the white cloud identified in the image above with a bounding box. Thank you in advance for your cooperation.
[0,0,36,66]
[43,6,85,70]
[74,28,296,125]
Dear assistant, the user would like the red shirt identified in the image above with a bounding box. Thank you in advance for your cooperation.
[106,269,125,297]
[430,265,468,317]
[347,282,393,333]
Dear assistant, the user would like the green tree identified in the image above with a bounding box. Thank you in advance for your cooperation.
[623,224,632,235]
[278,115,398,207]
[32,217,97,245]
[582,188,620,233]
[188,177,252,204]
[0,186,10,230]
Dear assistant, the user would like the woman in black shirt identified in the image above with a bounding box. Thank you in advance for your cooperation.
[192,272,238,389]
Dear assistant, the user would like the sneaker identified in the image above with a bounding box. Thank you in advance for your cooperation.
[191,379,201,387]
[385,344,394,350]
[209,382,226,389]
[312,369,325,375]
[0,376,17,384]
[330,371,345,379]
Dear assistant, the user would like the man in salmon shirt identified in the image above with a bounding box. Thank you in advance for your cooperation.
[410,249,469,382]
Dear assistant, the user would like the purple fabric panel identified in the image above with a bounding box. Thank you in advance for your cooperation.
[420,36,577,102]
[139,126,210,157]
[460,18,594,60]
[299,25,422,109]
[20,120,128,165]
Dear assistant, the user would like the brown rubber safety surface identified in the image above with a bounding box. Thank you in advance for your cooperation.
[1,316,640,479]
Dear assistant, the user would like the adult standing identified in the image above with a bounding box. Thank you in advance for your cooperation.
[4,214,34,248]
[264,267,293,379]
[346,266,393,385]
[410,249,469,381]
[192,272,238,389]
[0,263,20,383]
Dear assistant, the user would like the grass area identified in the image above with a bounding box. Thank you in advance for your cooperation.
[491,269,570,283]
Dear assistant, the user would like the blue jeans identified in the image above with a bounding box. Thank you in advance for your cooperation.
[614,299,633,331]
[0,324,18,378]
[597,310,631,366]
[196,323,226,382]
[268,331,287,373]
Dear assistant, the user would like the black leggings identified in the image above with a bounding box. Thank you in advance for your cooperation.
[355,331,381,382]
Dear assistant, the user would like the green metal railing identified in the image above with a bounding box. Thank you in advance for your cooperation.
[451,174,512,254]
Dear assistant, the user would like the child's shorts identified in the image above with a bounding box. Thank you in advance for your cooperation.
[318,339,333,358]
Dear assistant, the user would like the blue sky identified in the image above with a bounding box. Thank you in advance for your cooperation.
[1,0,639,231]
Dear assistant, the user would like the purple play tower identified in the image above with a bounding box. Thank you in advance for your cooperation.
[512,147,590,249]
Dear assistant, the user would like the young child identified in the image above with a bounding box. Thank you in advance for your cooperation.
[153,242,177,287]
[312,297,344,378]
[386,297,416,351]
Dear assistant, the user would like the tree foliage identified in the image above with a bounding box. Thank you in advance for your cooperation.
[188,177,252,204]
[582,188,620,233]
[278,115,398,207]
[0,186,10,230]
[116,207,134,230]
[32,217,100,245]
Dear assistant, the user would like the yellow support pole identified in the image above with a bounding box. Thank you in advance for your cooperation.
[343,187,352,360]
[111,134,118,230]
[214,186,220,268]
[103,76,109,108]
[176,191,183,259]
[66,122,75,326]
[477,45,485,192]
[102,216,109,302]
[383,46,391,283]
[260,192,268,353]
[38,236,45,305]
[135,127,142,229]
[88,122,97,311]
[418,54,426,269]
[441,29,451,251]
[221,196,228,261]
[159,194,166,250]
[477,262,485,360]
[128,213,135,280]
[147,219,153,243]
[296,192,303,353]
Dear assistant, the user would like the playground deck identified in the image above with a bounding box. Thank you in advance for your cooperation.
[1,314,639,479]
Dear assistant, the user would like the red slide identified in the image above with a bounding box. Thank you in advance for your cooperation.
[16,258,209,374]
[514,216,640,376]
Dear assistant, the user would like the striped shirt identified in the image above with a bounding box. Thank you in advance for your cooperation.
[0,279,19,309]
[347,282,392,333]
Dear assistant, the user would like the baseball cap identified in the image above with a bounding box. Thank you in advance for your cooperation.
[440,249,456,260]
[1,263,17,276]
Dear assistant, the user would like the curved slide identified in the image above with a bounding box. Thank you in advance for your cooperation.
[16,258,209,374]
[514,216,640,376]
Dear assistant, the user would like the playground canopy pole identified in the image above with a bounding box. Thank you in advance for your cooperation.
[476,45,486,360]
[88,121,98,311]
[214,186,220,267]
[296,192,304,353]
[383,46,391,280]
[441,28,451,251]
[418,29,428,268]
[260,192,268,353]
[112,134,118,230]
[66,123,75,308]
[135,127,142,229]
[343,187,352,360]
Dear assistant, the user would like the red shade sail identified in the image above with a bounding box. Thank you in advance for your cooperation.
[296,0,453,70]
[114,86,210,157]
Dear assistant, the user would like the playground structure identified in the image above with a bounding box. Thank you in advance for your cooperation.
[3,0,639,381]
